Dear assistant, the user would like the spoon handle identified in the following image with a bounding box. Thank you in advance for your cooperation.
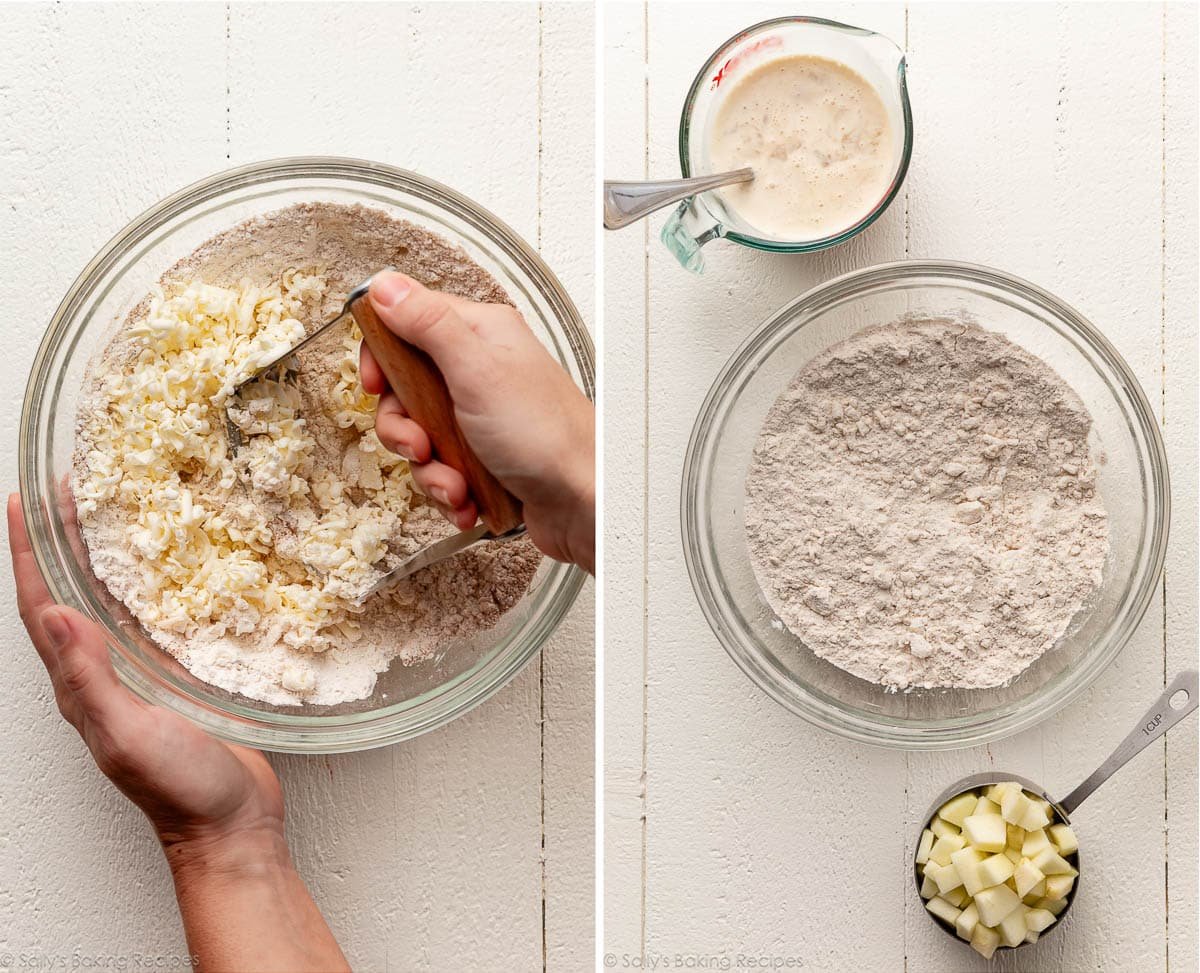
[1060,670,1199,816]
[603,168,753,230]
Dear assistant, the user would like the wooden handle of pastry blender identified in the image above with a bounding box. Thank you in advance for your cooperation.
[348,291,524,535]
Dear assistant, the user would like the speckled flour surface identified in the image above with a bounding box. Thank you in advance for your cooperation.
[745,318,1109,690]
[74,202,540,706]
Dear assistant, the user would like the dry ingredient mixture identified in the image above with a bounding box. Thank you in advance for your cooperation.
[74,203,539,706]
[745,319,1110,690]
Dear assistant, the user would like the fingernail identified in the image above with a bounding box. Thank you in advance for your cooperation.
[430,487,451,506]
[370,271,412,309]
[380,435,415,462]
[41,608,70,649]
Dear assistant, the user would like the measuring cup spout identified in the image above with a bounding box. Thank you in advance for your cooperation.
[859,29,907,77]
[661,197,723,273]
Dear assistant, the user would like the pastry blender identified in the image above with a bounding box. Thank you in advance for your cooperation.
[226,271,525,600]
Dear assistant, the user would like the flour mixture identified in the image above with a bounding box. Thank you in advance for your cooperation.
[745,319,1109,690]
[74,203,539,706]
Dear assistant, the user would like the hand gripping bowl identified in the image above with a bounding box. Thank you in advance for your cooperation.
[19,157,593,754]
[681,261,1169,749]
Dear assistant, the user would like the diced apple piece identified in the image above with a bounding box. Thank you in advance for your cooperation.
[930,833,966,866]
[943,886,969,908]
[1028,846,1059,873]
[1049,823,1079,855]
[1006,823,1027,850]
[987,780,1020,804]
[1025,908,1057,933]
[1004,848,1022,864]
[939,792,980,827]
[926,895,963,925]
[1024,929,1040,944]
[963,813,1007,853]
[1001,787,1032,825]
[997,905,1028,947]
[920,873,939,899]
[951,847,988,896]
[955,902,980,941]
[1014,857,1046,897]
[933,860,965,894]
[978,852,1015,889]
[974,796,1000,817]
[1031,847,1077,877]
[1022,828,1052,858]
[974,884,1022,927]
[1018,801,1051,832]
[915,828,935,865]
[1043,874,1075,900]
[970,923,1001,960]
[931,816,960,838]
[1036,895,1069,916]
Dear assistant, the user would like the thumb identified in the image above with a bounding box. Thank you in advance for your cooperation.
[367,271,482,383]
[40,606,129,726]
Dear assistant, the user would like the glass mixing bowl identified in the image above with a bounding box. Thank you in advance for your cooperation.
[19,157,593,754]
[682,261,1169,749]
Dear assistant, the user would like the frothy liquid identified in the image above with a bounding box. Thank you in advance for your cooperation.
[708,55,894,240]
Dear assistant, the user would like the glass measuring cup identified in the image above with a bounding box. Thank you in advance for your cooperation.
[662,16,913,272]
[914,671,1198,955]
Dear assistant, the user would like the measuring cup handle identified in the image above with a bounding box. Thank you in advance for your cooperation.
[1059,670,1199,816]
[348,290,524,536]
[661,196,729,274]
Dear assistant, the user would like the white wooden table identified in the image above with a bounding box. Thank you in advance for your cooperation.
[0,4,593,970]
[604,3,1197,971]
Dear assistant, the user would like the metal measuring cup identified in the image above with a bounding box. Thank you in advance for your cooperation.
[915,670,1198,953]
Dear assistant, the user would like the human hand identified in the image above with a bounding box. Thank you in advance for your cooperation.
[7,494,286,866]
[359,270,595,573]
[11,493,348,969]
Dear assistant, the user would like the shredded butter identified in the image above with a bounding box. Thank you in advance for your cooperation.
[76,273,414,651]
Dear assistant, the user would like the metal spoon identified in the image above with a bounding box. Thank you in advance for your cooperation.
[603,168,753,230]
[916,670,1199,953]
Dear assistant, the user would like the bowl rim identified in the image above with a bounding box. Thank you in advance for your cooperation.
[19,156,593,753]
[681,258,1170,750]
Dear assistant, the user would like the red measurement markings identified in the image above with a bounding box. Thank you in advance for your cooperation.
[710,35,783,89]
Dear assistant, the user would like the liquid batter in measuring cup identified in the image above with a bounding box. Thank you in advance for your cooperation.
[658,17,912,271]
[708,54,894,240]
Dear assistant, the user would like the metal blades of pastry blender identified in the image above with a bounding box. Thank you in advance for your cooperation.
[226,275,379,452]
[352,524,527,605]
[224,308,352,452]
[239,308,354,393]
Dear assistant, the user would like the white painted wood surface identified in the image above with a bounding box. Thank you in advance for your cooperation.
[603,3,1198,971]
[0,3,593,971]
